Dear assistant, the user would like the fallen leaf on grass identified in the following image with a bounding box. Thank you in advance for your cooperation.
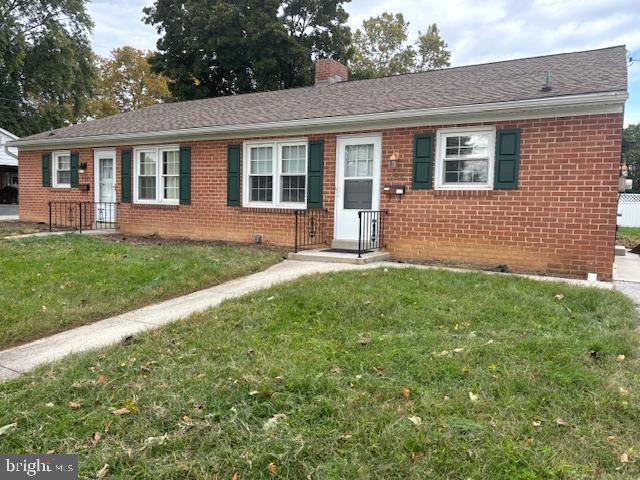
[0,423,17,436]
[532,421,542,427]
[401,388,411,399]
[111,408,131,416]
[96,464,109,478]
[617,354,626,362]
[468,392,479,403]
[408,416,422,426]
[453,347,464,353]
[69,401,81,410]
[143,434,168,449]
[267,463,277,476]
[620,452,629,463]
[88,432,101,448]
[554,294,565,300]
[608,435,616,442]
[372,366,385,375]
[555,417,569,427]
[619,386,629,396]
[263,413,287,431]
[181,416,194,426]
[96,374,107,385]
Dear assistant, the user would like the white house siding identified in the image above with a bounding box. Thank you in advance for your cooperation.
[618,194,640,227]
[0,129,18,167]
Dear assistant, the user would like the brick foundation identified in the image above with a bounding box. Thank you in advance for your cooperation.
[19,112,622,280]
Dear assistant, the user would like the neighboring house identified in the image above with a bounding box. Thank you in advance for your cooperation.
[10,46,627,280]
[0,128,19,203]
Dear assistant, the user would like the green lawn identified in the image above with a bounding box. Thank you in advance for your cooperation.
[0,235,282,348]
[0,268,638,479]
[618,227,640,250]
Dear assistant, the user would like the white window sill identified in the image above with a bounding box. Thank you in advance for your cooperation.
[51,185,72,189]
[435,185,493,191]
[134,200,180,206]
[243,203,307,210]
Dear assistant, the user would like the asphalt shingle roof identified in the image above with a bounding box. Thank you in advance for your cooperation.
[18,46,627,144]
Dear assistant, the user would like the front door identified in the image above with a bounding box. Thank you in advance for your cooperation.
[334,135,382,242]
[94,150,116,222]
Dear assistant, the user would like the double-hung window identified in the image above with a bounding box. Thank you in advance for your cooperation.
[435,127,496,190]
[52,151,71,188]
[134,146,180,204]
[244,140,307,208]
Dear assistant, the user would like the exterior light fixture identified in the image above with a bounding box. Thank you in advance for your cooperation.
[389,151,399,169]
[79,162,88,174]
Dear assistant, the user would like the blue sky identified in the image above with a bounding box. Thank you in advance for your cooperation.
[87,0,640,126]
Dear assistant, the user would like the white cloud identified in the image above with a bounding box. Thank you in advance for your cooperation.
[88,0,640,124]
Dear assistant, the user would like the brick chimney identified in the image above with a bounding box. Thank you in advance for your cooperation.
[314,58,348,86]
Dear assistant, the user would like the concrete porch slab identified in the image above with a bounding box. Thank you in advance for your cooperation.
[289,248,391,264]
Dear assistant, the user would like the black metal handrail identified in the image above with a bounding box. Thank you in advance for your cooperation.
[48,201,118,233]
[294,208,327,252]
[358,210,388,257]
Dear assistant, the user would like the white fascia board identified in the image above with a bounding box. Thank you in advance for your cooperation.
[10,91,628,150]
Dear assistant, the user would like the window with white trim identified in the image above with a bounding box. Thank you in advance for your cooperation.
[134,146,179,204]
[244,140,307,207]
[52,151,71,188]
[435,127,496,190]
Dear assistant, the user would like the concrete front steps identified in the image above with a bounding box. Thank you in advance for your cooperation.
[289,248,391,265]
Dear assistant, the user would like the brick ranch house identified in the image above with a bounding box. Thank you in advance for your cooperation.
[11,46,628,280]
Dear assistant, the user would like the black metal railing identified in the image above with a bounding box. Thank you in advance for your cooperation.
[294,208,327,252]
[48,201,117,232]
[358,210,388,257]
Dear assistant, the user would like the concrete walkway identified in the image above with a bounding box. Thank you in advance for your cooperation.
[613,250,640,306]
[0,259,613,382]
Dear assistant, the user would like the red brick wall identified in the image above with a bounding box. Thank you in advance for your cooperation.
[19,112,623,280]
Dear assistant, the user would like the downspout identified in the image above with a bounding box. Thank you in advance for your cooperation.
[3,144,18,160]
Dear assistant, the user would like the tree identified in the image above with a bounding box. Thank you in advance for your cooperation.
[0,0,96,136]
[623,124,640,192]
[415,23,450,71]
[143,0,352,101]
[90,47,170,119]
[350,12,450,80]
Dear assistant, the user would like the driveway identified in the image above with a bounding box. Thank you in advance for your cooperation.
[0,204,18,220]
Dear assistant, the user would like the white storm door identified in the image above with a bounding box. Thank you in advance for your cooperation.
[334,135,381,241]
[94,150,116,222]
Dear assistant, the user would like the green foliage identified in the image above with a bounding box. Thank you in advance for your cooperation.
[623,124,640,192]
[90,46,170,119]
[0,268,638,478]
[143,0,352,100]
[0,0,96,136]
[0,234,282,348]
[350,12,450,79]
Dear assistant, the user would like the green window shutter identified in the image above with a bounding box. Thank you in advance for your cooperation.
[413,134,433,189]
[70,152,79,188]
[494,128,521,189]
[42,153,51,187]
[179,146,191,205]
[227,144,241,206]
[121,149,132,203]
[307,140,324,208]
